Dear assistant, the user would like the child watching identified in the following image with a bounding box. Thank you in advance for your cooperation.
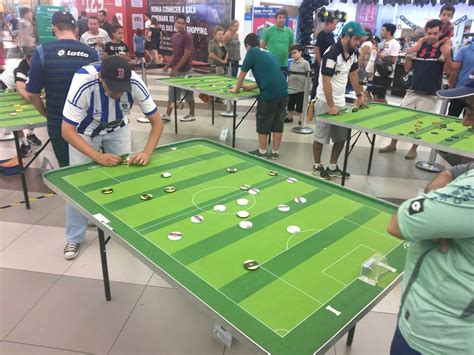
[407,4,454,54]
[104,24,129,60]
[231,33,288,160]
[286,45,310,124]
[133,28,145,64]
[208,25,228,74]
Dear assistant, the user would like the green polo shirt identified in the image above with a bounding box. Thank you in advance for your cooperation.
[397,169,474,354]
[262,25,294,67]
[241,47,288,101]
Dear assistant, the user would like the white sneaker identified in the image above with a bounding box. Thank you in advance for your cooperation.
[161,113,170,122]
[180,114,196,122]
[64,243,80,260]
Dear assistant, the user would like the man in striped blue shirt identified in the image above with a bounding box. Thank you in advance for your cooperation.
[27,11,99,167]
[61,55,164,259]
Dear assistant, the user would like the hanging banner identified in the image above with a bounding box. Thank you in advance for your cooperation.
[355,3,377,33]
[149,0,232,62]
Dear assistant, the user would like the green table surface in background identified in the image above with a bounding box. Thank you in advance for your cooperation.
[0,91,46,131]
[318,103,474,158]
[158,74,298,101]
[43,139,406,354]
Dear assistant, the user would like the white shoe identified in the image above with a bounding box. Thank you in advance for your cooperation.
[180,114,196,122]
[161,113,170,122]
[64,243,80,260]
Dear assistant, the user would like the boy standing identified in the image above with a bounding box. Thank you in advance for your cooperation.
[208,26,228,74]
[61,56,164,259]
[104,24,129,60]
[287,45,310,123]
[231,33,288,160]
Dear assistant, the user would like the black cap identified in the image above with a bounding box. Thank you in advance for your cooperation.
[51,11,76,26]
[100,56,132,93]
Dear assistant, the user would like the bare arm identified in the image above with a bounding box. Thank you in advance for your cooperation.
[404,54,413,74]
[322,75,335,108]
[230,70,247,93]
[358,45,369,67]
[260,40,266,49]
[425,170,454,193]
[62,121,121,166]
[15,81,29,101]
[387,214,404,239]
[448,61,461,88]
[223,31,232,44]
[27,93,46,117]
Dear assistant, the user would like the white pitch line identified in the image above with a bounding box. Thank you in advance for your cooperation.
[285,229,321,250]
[321,271,347,287]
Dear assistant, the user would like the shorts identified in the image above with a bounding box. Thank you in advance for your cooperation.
[401,91,437,112]
[256,96,289,134]
[136,52,144,58]
[287,92,304,113]
[372,75,393,99]
[168,70,195,103]
[313,99,348,144]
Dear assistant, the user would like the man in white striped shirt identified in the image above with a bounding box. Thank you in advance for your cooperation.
[61,55,164,260]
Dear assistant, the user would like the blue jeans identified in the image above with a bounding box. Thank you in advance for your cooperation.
[390,326,422,355]
[66,126,131,244]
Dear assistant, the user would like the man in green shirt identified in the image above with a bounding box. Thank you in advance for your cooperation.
[260,9,294,73]
[386,75,474,354]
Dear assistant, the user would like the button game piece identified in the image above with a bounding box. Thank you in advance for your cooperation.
[161,172,172,178]
[101,188,114,194]
[237,198,249,206]
[287,177,298,183]
[168,231,182,241]
[213,204,226,212]
[165,186,176,193]
[248,188,260,195]
[268,170,279,176]
[10,112,17,116]
[226,167,238,173]
[431,131,438,135]
[414,136,421,139]
[294,196,307,204]
[243,260,259,271]
[240,184,251,191]
[287,225,301,234]
[237,211,250,218]
[141,193,153,201]
[239,221,253,229]
[278,204,290,212]
[190,215,204,223]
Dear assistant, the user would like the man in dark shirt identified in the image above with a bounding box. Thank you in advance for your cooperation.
[77,10,89,37]
[162,14,195,122]
[379,19,453,160]
[311,15,337,98]
[26,11,99,167]
[98,9,113,38]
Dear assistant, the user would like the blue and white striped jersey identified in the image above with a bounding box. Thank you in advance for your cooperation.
[62,63,157,137]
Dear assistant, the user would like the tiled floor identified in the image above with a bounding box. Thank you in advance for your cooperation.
[1,72,449,354]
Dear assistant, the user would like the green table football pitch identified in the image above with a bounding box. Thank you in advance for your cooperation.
[158,74,262,99]
[0,91,46,130]
[43,139,406,354]
[320,103,474,156]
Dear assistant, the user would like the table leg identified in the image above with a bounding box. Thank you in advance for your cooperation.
[367,134,376,175]
[174,87,178,135]
[346,325,356,346]
[232,101,236,148]
[98,229,111,301]
[13,131,30,209]
[341,129,351,187]
[211,96,215,125]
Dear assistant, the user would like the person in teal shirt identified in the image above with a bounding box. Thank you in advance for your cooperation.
[387,74,474,355]
[231,33,288,160]
[260,9,294,73]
